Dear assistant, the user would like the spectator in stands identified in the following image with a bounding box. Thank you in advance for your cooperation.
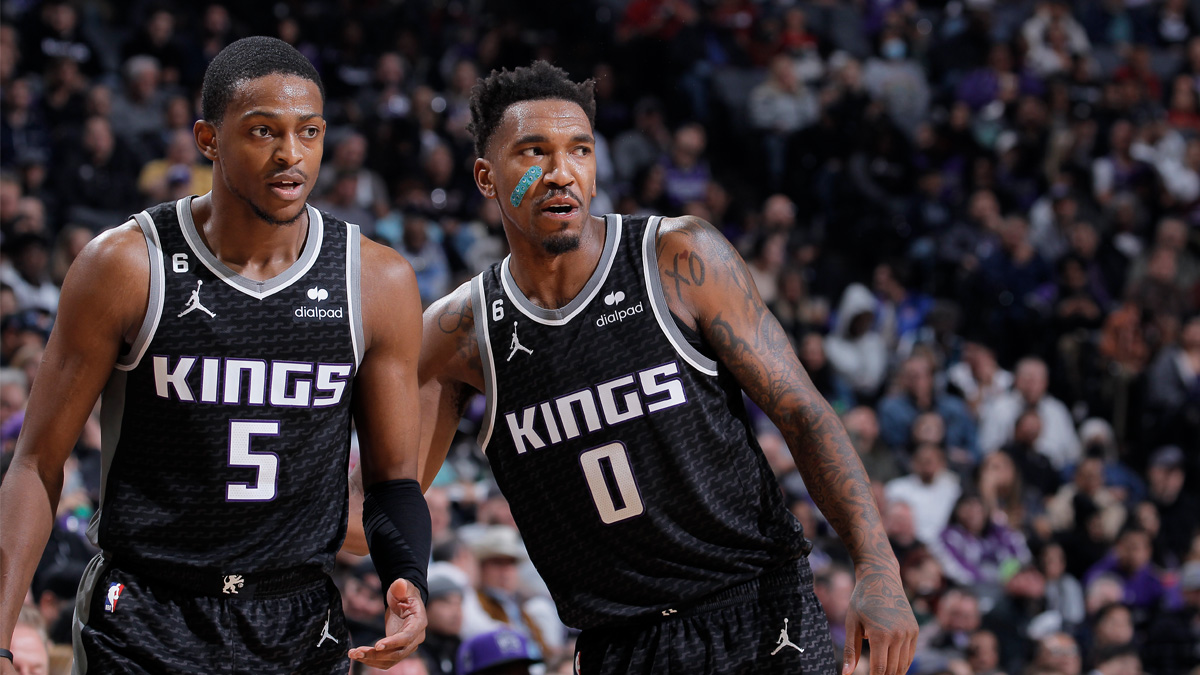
[932,492,1031,604]
[658,122,711,211]
[419,572,465,675]
[878,352,978,460]
[9,605,49,675]
[20,0,104,78]
[1142,314,1200,450]
[0,77,51,173]
[915,586,981,664]
[1040,540,1086,633]
[317,132,390,222]
[1144,445,1199,568]
[1030,631,1083,675]
[1049,456,1127,542]
[455,626,542,675]
[109,55,171,164]
[0,232,57,314]
[611,97,670,189]
[1001,409,1062,506]
[121,6,186,88]
[1140,560,1200,674]
[51,115,140,230]
[980,356,1081,469]
[467,526,551,664]
[798,333,856,416]
[885,443,962,545]
[1084,525,1164,614]
[136,128,213,205]
[748,53,818,190]
[826,283,889,402]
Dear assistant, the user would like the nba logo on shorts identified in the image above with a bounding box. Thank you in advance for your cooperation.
[104,583,125,613]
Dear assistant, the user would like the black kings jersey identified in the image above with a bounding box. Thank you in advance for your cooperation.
[474,214,809,630]
[90,196,364,575]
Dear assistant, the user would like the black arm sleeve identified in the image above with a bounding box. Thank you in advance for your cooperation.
[362,478,432,604]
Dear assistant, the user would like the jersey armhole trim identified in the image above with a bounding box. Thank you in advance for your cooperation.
[642,215,719,376]
[346,223,365,367]
[116,213,164,371]
[473,274,498,452]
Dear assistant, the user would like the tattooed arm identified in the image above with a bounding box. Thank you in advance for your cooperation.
[418,281,485,491]
[656,216,918,675]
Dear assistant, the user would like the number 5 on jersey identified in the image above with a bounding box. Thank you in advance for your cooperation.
[227,420,280,501]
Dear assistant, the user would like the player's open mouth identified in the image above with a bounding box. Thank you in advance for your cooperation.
[269,181,304,199]
[540,199,579,220]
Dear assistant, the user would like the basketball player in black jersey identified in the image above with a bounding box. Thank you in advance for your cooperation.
[417,62,918,674]
[0,37,431,673]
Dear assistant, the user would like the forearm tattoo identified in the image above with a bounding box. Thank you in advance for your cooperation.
[667,219,908,613]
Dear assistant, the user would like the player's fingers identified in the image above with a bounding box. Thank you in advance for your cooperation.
[905,630,919,673]
[842,612,863,675]
[349,638,420,667]
[882,632,903,675]
[373,618,426,653]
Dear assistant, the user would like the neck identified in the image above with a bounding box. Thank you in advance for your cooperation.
[190,192,310,282]
[505,214,606,310]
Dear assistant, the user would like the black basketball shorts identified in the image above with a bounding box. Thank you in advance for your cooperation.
[72,552,351,674]
[572,557,838,675]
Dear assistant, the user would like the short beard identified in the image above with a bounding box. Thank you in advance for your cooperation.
[225,174,306,226]
[541,232,580,255]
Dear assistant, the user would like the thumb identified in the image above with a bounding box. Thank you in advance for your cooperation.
[843,609,863,675]
[386,578,414,609]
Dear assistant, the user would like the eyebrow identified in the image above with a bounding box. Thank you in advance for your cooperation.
[513,133,595,146]
[241,111,325,122]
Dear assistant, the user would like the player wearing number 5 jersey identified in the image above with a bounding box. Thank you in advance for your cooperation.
[0,37,431,674]
[418,62,919,675]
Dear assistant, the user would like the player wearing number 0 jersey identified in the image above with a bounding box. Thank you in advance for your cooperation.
[419,62,918,675]
[0,37,430,674]
[471,213,809,628]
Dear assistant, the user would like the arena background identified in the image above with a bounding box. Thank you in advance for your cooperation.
[2,0,1200,673]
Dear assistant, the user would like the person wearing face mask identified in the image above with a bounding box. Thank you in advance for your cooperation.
[861,27,930,139]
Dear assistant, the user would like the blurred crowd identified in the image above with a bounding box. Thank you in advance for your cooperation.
[3,0,1200,674]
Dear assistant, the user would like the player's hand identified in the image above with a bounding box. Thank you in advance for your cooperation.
[843,566,918,675]
[348,577,428,668]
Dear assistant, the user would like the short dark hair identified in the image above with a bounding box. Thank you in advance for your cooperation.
[468,60,596,157]
[201,36,324,125]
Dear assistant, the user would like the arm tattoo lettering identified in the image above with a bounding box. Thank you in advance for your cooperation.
[663,251,706,301]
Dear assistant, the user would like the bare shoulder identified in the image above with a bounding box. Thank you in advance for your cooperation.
[654,215,745,328]
[357,235,421,346]
[69,221,150,327]
[75,220,151,278]
[420,279,483,392]
[359,235,418,296]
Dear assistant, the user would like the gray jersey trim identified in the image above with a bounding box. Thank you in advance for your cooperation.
[642,216,719,376]
[176,196,324,300]
[91,371,129,530]
[346,223,365,366]
[499,214,621,326]
[72,552,113,674]
[473,275,498,452]
[115,214,164,371]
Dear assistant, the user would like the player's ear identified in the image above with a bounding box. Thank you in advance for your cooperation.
[195,120,218,162]
[474,157,496,200]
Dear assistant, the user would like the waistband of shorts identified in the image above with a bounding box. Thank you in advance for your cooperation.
[106,553,328,599]
[652,555,813,622]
